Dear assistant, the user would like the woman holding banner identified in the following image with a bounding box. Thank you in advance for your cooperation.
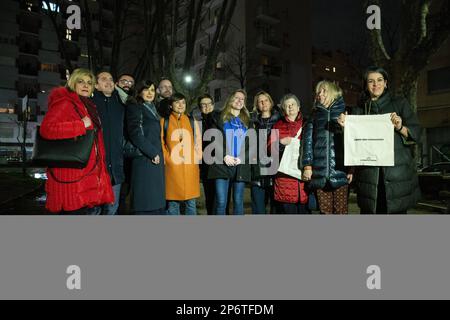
[269,94,309,214]
[338,66,421,214]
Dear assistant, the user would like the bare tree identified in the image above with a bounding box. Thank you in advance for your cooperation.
[133,0,238,107]
[366,0,450,110]
[223,44,259,89]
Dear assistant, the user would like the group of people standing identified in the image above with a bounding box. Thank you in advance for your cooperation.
[39,65,421,215]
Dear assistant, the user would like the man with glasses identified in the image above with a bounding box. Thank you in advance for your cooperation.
[116,74,135,94]
[115,73,136,214]
[93,72,126,215]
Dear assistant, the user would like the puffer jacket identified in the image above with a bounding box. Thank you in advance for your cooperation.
[352,92,421,213]
[269,114,308,204]
[303,96,349,190]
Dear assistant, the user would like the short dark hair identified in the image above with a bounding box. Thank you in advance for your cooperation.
[134,80,156,104]
[117,73,135,81]
[96,71,113,81]
[197,93,214,107]
[158,77,172,85]
[363,66,389,84]
[168,93,186,106]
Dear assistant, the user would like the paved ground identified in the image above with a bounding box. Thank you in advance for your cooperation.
[0,167,442,215]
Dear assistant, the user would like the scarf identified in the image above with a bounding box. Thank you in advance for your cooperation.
[80,96,102,131]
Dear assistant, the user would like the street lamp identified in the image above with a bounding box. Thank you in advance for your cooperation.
[184,74,193,85]
[184,74,194,109]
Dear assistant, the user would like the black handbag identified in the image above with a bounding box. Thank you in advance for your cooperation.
[123,138,142,159]
[32,128,96,168]
[32,104,96,169]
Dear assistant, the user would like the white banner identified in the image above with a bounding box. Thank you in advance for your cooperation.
[344,114,395,167]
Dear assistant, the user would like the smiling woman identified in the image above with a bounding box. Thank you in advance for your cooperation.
[39,68,114,214]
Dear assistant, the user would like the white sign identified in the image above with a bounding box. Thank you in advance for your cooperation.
[344,114,394,167]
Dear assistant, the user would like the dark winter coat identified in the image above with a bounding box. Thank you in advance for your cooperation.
[40,87,114,213]
[250,110,281,186]
[92,90,125,186]
[206,111,252,182]
[351,92,421,213]
[126,101,166,212]
[303,96,349,190]
[269,115,308,204]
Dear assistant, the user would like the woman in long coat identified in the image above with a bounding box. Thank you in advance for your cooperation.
[40,68,114,214]
[127,80,166,214]
[338,66,421,214]
[161,93,202,215]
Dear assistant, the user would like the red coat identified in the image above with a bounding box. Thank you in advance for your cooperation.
[270,115,308,204]
[40,87,114,213]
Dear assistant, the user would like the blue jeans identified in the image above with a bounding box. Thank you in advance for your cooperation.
[102,184,122,215]
[215,179,245,215]
[167,200,197,215]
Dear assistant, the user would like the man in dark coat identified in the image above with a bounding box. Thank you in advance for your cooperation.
[93,71,125,215]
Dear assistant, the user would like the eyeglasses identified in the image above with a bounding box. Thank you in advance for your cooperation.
[119,79,134,85]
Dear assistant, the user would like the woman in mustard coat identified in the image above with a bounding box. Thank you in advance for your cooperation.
[161,93,202,215]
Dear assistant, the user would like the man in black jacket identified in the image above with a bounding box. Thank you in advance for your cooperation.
[93,71,125,215]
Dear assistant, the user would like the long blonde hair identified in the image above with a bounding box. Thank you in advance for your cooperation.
[221,89,250,127]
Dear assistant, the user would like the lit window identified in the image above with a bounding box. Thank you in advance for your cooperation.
[325,67,331,72]
[42,2,60,12]
[66,29,72,41]
[333,67,336,73]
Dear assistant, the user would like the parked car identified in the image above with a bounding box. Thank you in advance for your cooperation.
[418,162,450,201]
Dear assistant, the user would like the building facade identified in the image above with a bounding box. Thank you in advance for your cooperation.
[174,0,312,112]
[0,0,115,159]
[417,39,450,166]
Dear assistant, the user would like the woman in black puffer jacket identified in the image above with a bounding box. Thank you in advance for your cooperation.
[303,81,352,214]
[337,66,421,214]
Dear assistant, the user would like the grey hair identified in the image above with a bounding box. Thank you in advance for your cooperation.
[279,94,301,115]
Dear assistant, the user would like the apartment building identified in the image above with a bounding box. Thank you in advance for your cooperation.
[175,0,312,111]
[417,39,450,166]
[311,48,362,108]
[0,0,114,159]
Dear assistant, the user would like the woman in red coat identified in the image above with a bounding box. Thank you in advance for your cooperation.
[40,68,114,214]
[270,94,309,214]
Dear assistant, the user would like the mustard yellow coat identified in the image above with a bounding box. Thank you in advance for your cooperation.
[161,113,202,201]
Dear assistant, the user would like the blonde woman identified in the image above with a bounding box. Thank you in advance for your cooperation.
[40,68,114,214]
[250,91,280,214]
[302,81,351,214]
[208,89,251,215]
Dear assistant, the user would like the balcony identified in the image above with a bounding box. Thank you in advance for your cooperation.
[19,43,40,56]
[256,36,281,52]
[256,6,281,25]
[38,70,60,85]
[18,66,39,77]
[257,65,282,79]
